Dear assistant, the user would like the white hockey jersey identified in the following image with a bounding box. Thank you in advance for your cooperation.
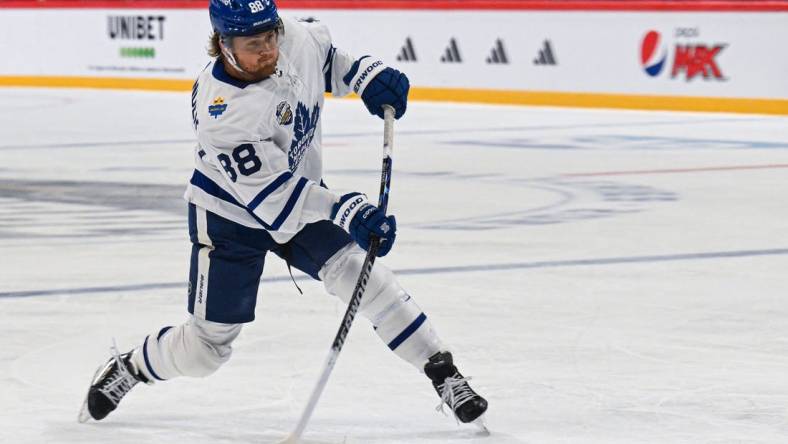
[185,16,385,243]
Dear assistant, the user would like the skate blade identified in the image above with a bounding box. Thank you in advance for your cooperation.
[77,399,92,423]
[77,363,103,423]
[472,415,490,436]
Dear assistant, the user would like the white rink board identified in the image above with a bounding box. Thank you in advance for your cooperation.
[0,8,787,98]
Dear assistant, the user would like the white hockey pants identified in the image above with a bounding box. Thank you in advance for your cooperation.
[132,244,443,381]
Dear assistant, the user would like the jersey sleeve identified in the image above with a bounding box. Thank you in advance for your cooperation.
[200,131,337,234]
[302,19,386,98]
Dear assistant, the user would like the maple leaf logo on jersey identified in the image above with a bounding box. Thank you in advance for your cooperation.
[288,102,320,172]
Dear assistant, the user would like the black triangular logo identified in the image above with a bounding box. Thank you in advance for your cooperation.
[440,38,462,63]
[396,37,418,62]
[486,39,509,64]
[533,40,557,65]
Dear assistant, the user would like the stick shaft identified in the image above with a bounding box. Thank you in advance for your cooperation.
[287,105,395,442]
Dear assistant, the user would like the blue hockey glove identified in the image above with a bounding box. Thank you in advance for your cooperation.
[331,192,397,257]
[360,67,409,120]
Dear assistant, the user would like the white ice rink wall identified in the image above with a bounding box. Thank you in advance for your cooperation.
[1,0,787,114]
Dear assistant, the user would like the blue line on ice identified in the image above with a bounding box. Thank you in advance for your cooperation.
[0,116,772,150]
[2,247,786,299]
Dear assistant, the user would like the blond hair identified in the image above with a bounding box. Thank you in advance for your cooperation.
[207,31,222,58]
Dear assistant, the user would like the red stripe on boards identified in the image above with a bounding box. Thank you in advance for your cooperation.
[2,0,788,11]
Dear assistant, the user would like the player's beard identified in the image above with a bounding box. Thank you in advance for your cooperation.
[243,54,279,82]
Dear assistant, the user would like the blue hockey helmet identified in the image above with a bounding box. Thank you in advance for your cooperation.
[209,0,281,37]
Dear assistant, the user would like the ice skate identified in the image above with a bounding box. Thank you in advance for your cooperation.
[424,351,488,424]
[78,345,149,423]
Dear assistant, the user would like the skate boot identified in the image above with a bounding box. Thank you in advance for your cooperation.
[424,351,488,424]
[78,346,149,422]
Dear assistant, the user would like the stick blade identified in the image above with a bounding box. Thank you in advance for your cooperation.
[277,434,300,444]
[277,435,343,444]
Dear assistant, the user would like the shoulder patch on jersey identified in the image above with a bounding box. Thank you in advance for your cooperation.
[276,101,293,126]
[208,96,228,119]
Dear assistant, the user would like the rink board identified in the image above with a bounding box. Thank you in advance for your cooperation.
[0,0,787,114]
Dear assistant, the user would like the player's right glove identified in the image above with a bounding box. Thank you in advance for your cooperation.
[344,56,409,120]
[331,192,397,257]
[361,67,409,120]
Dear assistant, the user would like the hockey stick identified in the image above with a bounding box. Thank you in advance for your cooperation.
[281,105,395,444]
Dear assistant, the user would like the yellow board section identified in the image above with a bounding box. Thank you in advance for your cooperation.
[409,88,788,115]
[1,75,786,115]
[0,76,193,92]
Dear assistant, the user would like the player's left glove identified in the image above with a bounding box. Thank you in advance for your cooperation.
[331,192,397,257]
[361,67,409,120]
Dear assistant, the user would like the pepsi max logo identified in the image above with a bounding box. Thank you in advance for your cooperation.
[640,30,667,77]
[639,28,727,81]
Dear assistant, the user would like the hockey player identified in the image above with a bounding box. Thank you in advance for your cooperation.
[79,0,488,428]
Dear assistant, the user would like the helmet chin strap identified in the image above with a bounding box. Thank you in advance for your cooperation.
[219,37,248,75]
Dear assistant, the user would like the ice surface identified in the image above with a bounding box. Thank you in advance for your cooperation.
[1,88,787,443]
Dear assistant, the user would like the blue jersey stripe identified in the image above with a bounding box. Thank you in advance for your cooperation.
[270,177,309,230]
[248,172,293,210]
[190,170,274,230]
[191,169,313,232]
[387,313,427,351]
[323,45,336,93]
[156,326,173,341]
[246,210,273,230]
[342,55,370,86]
[190,170,244,208]
[142,335,165,381]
